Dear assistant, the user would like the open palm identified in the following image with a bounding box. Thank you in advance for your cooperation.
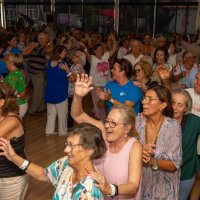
[75,74,94,97]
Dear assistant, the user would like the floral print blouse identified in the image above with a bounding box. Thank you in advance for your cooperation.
[45,157,104,200]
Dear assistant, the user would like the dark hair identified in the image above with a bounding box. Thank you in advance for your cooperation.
[116,58,133,78]
[154,46,169,63]
[67,123,107,160]
[3,33,16,49]
[92,44,103,55]
[0,82,19,116]
[147,85,173,118]
[51,45,67,60]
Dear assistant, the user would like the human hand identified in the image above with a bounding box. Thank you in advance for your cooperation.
[96,88,105,100]
[89,171,112,195]
[157,67,171,81]
[59,63,70,73]
[0,138,16,161]
[142,143,156,163]
[75,74,93,98]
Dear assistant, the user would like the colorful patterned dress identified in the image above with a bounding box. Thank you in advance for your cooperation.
[45,157,104,200]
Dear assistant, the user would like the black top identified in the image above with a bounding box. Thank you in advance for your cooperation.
[0,116,26,178]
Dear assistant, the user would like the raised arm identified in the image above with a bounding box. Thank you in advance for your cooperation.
[108,34,117,58]
[0,138,49,182]
[71,74,105,137]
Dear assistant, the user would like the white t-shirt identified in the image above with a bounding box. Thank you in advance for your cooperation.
[186,88,200,117]
[185,88,200,154]
[123,53,144,68]
[90,52,111,87]
[117,47,128,60]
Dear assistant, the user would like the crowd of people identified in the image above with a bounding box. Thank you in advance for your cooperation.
[0,25,200,200]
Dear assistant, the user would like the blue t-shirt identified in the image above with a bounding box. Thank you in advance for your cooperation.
[105,80,142,115]
[0,60,8,76]
[2,47,22,57]
[45,61,68,104]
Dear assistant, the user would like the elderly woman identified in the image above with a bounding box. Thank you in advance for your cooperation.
[4,53,27,118]
[0,82,28,200]
[71,74,142,200]
[0,123,106,200]
[172,89,200,200]
[81,33,117,120]
[136,85,182,200]
[97,58,142,115]
[133,60,158,92]
[45,45,75,136]
[152,46,172,89]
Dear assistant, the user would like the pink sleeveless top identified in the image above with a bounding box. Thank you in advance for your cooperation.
[94,138,142,200]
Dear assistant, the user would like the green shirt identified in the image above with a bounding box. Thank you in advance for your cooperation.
[4,70,26,105]
[181,114,200,180]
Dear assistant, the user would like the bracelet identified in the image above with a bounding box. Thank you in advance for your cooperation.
[19,159,30,170]
[112,184,118,197]
[24,161,32,171]
[67,72,72,77]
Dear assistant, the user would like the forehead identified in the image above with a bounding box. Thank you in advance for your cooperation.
[185,52,194,58]
[67,134,80,143]
[134,63,141,69]
[172,93,187,103]
[107,109,123,120]
[156,50,164,55]
[131,41,140,46]
[145,89,158,97]
[196,72,200,80]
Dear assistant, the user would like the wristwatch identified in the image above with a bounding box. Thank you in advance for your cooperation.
[152,159,159,170]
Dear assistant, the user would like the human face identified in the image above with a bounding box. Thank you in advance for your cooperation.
[60,49,67,60]
[8,37,17,47]
[5,60,13,72]
[172,93,187,120]
[134,64,146,82]
[95,46,104,58]
[64,135,90,168]
[142,90,165,117]
[156,50,165,65]
[130,41,141,56]
[168,43,175,55]
[104,109,128,143]
[144,35,151,45]
[183,52,195,68]
[111,62,123,81]
[194,72,200,94]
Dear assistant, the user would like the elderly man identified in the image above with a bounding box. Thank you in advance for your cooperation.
[172,51,199,89]
[185,70,200,200]
[28,32,53,115]
[123,39,144,69]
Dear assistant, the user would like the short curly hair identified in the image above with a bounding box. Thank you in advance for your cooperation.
[0,82,19,116]
[67,123,107,160]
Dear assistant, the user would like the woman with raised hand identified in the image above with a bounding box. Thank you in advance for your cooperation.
[71,73,142,200]
[0,123,106,200]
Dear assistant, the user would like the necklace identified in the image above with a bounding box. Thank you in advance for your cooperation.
[145,116,165,144]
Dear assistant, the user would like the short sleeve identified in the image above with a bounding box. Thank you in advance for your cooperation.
[45,157,69,188]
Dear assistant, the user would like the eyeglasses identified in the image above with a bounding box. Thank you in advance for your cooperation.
[103,119,127,128]
[65,142,83,149]
[135,69,141,73]
[143,96,160,103]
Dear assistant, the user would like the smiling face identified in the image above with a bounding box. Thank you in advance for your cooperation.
[172,93,187,121]
[64,134,91,168]
[142,89,166,117]
[134,63,146,82]
[104,109,129,143]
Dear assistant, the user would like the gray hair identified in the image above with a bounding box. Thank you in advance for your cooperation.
[172,89,193,115]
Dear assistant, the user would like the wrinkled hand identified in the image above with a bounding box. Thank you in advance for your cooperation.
[0,138,16,161]
[96,88,111,101]
[157,67,171,81]
[89,171,112,195]
[142,143,156,163]
[75,74,94,98]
